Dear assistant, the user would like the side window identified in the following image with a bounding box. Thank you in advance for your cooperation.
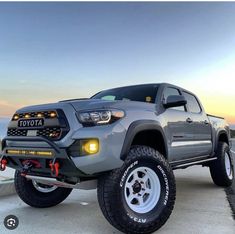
[182,92,201,113]
[163,87,185,111]
[101,95,116,101]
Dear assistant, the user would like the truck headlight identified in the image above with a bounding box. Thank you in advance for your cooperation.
[77,109,125,126]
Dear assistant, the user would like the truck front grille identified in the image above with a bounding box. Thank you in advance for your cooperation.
[7,109,69,140]
[7,127,62,139]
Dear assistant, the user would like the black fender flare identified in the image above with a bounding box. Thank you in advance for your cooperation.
[215,130,230,150]
[120,120,168,160]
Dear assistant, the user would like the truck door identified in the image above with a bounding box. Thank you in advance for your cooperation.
[162,87,212,161]
[181,91,212,157]
[162,87,195,161]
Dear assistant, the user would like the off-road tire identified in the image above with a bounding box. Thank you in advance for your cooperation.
[210,142,234,187]
[97,145,176,234]
[14,170,72,208]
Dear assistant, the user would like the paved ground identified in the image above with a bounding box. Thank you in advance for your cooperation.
[0,140,234,234]
[0,168,15,181]
[0,166,234,234]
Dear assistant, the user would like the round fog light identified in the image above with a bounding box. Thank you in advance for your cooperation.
[82,139,99,155]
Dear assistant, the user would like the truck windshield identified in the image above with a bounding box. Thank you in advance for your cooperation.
[91,85,159,104]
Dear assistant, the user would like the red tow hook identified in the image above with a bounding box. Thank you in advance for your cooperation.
[0,158,7,171]
[49,160,60,177]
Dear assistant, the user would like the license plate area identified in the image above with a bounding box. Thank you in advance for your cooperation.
[27,130,37,137]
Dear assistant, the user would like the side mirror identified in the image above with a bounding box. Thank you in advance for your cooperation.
[163,95,187,108]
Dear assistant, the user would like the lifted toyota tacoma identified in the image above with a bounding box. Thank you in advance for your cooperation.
[0,83,234,233]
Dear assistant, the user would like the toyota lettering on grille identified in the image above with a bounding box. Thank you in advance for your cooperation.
[18,118,44,128]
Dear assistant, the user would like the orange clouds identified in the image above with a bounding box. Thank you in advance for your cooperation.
[0,100,23,117]
[198,94,235,124]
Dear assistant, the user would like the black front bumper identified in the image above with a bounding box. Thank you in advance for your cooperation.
[1,136,84,178]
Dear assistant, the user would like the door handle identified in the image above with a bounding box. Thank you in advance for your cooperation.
[204,120,209,125]
[186,118,193,123]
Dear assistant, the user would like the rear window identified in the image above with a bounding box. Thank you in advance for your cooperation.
[92,85,158,103]
[182,91,201,113]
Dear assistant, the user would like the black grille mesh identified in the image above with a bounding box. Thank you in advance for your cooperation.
[7,127,62,139]
[7,129,27,137]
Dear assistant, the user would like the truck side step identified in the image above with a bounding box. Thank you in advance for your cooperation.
[171,157,217,170]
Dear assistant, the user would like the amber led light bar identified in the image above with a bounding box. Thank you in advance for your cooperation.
[12,111,57,121]
[6,149,53,157]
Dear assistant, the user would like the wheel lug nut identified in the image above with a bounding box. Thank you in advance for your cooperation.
[140,181,144,184]
[138,194,141,196]
[142,188,145,191]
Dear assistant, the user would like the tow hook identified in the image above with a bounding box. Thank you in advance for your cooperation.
[21,160,41,176]
[49,159,60,177]
[0,157,7,171]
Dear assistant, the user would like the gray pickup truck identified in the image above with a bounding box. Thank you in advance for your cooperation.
[0,83,234,233]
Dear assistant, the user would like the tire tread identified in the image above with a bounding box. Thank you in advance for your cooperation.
[14,171,72,208]
[97,145,176,234]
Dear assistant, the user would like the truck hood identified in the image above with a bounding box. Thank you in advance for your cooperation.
[16,99,118,113]
[64,99,118,111]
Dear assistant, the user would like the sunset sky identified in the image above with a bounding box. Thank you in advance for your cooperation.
[0,2,235,125]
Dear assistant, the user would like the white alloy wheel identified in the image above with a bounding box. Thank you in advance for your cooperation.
[124,166,161,214]
[225,153,233,180]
